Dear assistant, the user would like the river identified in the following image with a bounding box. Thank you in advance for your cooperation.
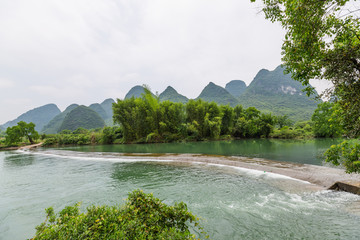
[1,139,360,239]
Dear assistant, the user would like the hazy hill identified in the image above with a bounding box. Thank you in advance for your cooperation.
[1,104,61,132]
[89,103,108,120]
[101,98,115,119]
[196,82,239,107]
[238,66,319,120]
[59,105,105,132]
[225,80,247,98]
[159,86,188,103]
[125,86,156,99]
[41,104,79,134]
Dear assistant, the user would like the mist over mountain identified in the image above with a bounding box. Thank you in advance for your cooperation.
[159,86,188,103]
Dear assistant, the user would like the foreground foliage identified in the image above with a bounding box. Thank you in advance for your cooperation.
[253,0,360,173]
[325,140,360,174]
[32,190,207,240]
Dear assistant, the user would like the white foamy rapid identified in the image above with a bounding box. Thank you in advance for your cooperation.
[16,149,311,184]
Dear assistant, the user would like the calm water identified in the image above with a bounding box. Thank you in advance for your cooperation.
[1,139,360,240]
[61,138,341,165]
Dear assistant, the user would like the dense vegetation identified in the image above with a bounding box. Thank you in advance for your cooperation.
[253,0,360,173]
[4,121,39,146]
[113,88,281,143]
[32,190,207,239]
[42,127,122,146]
[238,66,319,121]
[196,82,239,107]
[41,104,79,134]
[58,106,105,132]
[159,86,189,103]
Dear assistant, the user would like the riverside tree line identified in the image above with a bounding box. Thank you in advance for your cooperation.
[113,88,277,143]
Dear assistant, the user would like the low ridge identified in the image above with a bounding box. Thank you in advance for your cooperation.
[196,82,239,107]
[59,106,105,132]
[159,86,188,103]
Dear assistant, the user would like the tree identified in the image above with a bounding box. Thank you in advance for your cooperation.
[311,102,343,137]
[276,115,293,129]
[5,121,39,145]
[252,0,360,172]
[252,0,360,137]
[32,190,207,239]
[5,125,22,145]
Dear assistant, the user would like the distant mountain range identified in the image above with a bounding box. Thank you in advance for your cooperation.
[0,65,320,132]
[1,104,61,132]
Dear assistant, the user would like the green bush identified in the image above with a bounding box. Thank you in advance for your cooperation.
[32,190,207,239]
[325,139,360,173]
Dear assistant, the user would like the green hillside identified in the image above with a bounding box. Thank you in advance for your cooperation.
[125,86,156,99]
[159,86,188,103]
[59,106,105,132]
[41,104,79,134]
[101,98,115,119]
[89,103,108,120]
[1,104,61,132]
[238,66,320,121]
[225,80,247,98]
[196,82,239,107]
[100,98,115,126]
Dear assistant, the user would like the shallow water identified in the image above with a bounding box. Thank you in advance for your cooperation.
[60,138,341,165]
[1,149,360,240]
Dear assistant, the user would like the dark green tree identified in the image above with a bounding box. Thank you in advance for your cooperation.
[5,121,39,145]
[32,190,207,239]
[276,115,293,129]
[5,125,22,145]
[253,0,360,172]
[312,102,343,137]
[252,0,360,136]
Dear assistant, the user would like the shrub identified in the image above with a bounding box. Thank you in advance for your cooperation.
[32,190,207,239]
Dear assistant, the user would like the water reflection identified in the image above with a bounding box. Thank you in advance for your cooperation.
[2,151,35,167]
[61,138,342,165]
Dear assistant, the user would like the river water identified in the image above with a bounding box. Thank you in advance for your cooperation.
[1,139,360,239]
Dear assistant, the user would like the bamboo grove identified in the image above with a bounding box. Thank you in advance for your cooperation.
[112,88,276,143]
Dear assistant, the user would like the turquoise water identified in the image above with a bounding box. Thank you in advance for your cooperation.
[60,138,341,165]
[1,144,360,239]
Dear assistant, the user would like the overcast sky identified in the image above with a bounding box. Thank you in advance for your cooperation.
[0,0,329,125]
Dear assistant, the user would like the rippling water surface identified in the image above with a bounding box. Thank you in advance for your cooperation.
[1,148,360,240]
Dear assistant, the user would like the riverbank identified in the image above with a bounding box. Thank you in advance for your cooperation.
[0,142,43,151]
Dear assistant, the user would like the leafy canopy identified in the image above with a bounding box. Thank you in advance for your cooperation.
[252,0,360,137]
[5,121,39,145]
[252,0,360,173]
[32,190,207,239]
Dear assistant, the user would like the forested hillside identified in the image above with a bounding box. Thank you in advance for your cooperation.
[58,106,105,132]
[238,66,319,120]
[159,86,188,103]
[196,82,239,107]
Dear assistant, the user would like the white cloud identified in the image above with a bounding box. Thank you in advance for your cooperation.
[0,78,14,88]
[0,0,328,124]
